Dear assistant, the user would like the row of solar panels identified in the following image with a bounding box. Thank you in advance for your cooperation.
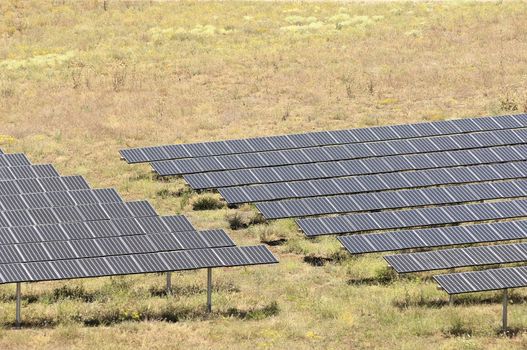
[0,246,276,285]
[298,199,527,236]
[256,179,527,219]
[0,216,198,245]
[0,188,122,211]
[0,175,89,194]
[339,220,527,254]
[151,127,527,175]
[0,164,59,181]
[0,152,277,286]
[120,114,527,163]
[0,153,31,167]
[220,160,527,204]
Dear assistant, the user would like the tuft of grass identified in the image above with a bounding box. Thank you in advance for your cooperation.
[444,316,474,338]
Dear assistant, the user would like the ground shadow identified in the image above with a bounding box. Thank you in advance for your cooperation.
[149,282,240,297]
[3,302,279,329]
[264,238,287,246]
[303,255,333,267]
[394,292,527,309]
[0,285,97,304]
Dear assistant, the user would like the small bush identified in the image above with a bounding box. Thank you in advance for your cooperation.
[444,317,473,337]
[249,224,285,244]
[226,211,266,229]
[192,196,224,211]
[226,212,247,229]
[49,285,95,303]
[374,266,398,284]
[249,212,266,225]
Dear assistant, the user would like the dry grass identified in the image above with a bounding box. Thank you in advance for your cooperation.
[1,0,527,349]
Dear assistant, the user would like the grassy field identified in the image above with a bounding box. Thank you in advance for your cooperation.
[1,0,527,349]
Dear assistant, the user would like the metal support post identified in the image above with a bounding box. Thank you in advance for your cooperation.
[502,289,508,332]
[166,272,172,295]
[449,294,454,306]
[207,268,212,313]
[15,283,21,328]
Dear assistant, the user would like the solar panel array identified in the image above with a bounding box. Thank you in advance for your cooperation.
[122,113,527,299]
[385,242,527,273]
[0,152,277,287]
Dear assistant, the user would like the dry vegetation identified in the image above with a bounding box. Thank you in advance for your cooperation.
[1,0,527,349]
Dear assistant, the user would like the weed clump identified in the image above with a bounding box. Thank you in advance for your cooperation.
[444,317,473,337]
[191,196,224,211]
[49,285,95,303]
[226,211,266,230]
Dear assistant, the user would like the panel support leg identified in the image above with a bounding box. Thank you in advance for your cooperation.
[15,283,21,328]
[207,268,212,313]
[166,272,172,295]
[449,294,454,306]
[502,289,508,332]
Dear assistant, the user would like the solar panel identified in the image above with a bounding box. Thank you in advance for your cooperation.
[256,179,527,219]
[152,128,527,175]
[298,199,527,236]
[183,144,527,189]
[0,164,59,181]
[0,188,122,211]
[0,245,278,284]
[120,114,527,163]
[434,265,527,294]
[384,242,527,273]
[338,220,527,254]
[0,154,31,168]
